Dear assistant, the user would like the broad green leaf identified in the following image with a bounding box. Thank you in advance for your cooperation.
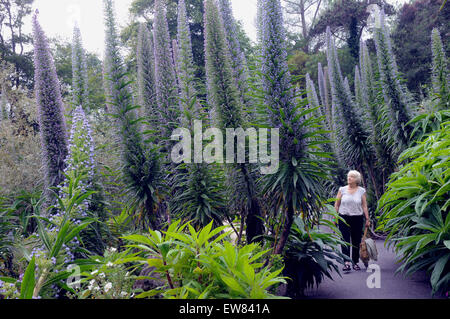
[20,256,36,299]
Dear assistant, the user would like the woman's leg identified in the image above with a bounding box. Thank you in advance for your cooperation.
[338,215,351,261]
[350,215,364,264]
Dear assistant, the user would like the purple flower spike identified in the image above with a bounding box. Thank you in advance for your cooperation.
[33,13,69,207]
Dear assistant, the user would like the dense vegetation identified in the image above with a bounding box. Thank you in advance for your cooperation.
[0,0,448,299]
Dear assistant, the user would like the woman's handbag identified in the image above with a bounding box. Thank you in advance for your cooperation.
[359,226,370,267]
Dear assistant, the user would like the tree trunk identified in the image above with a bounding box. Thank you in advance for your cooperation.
[274,203,295,255]
[239,163,264,244]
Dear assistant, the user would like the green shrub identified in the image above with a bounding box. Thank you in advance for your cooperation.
[122,220,287,299]
[377,120,449,296]
[283,208,349,298]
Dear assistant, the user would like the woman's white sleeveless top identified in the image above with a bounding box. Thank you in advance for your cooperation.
[338,186,365,216]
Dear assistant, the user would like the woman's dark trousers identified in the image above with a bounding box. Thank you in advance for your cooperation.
[338,215,364,264]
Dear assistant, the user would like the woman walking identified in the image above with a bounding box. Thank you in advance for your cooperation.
[335,170,371,271]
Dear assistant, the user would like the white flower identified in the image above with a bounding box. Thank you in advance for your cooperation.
[108,247,117,253]
[89,279,96,285]
[99,273,106,278]
[106,262,114,267]
[120,291,127,297]
[104,282,112,292]
[90,270,98,275]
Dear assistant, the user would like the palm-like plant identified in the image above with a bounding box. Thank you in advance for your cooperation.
[258,0,328,255]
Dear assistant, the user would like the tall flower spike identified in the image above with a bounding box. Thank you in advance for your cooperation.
[359,38,394,174]
[72,24,89,109]
[318,63,332,130]
[431,28,449,111]
[62,105,95,216]
[374,8,413,152]
[136,23,158,121]
[359,40,376,107]
[306,73,320,109]
[218,0,254,120]
[176,0,201,125]
[33,13,69,208]
[0,85,8,121]
[260,0,305,160]
[204,0,264,244]
[153,0,179,137]
[327,26,378,194]
[204,0,243,129]
[354,66,364,110]
[103,0,163,230]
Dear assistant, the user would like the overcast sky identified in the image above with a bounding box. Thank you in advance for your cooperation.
[32,0,258,57]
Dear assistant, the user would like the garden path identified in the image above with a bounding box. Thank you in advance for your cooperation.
[303,239,446,299]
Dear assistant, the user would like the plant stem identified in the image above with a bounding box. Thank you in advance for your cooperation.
[33,267,48,298]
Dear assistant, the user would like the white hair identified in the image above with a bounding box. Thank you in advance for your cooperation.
[348,170,362,185]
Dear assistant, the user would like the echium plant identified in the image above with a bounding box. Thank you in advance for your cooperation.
[317,63,331,128]
[176,0,201,127]
[373,8,413,154]
[305,73,334,160]
[170,0,227,228]
[259,0,326,255]
[33,13,68,209]
[204,0,264,243]
[0,86,8,121]
[217,0,254,120]
[60,105,95,216]
[431,28,449,111]
[359,40,395,184]
[136,23,158,123]
[326,27,378,196]
[72,24,89,109]
[103,0,163,230]
[153,0,180,140]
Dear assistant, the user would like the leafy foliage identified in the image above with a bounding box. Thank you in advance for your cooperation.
[283,212,348,298]
[377,120,450,296]
[122,220,286,299]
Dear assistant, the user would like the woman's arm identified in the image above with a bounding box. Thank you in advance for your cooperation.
[334,190,342,214]
[361,193,370,227]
